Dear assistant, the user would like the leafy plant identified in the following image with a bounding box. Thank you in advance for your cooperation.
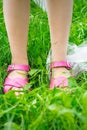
[0,0,87,130]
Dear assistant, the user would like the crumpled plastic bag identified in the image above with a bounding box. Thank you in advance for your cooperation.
[46,41,87,77]
[34,0,47,11]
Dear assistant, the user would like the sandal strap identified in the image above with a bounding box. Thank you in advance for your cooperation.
[50,76,68,89]
[4,77,28,93]
[50,61,72,70]
[4,78,28,93]
[4,77,28,87]
[7,64,30,72]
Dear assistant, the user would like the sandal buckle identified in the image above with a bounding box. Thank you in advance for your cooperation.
[7,64,15,72]
[66,62,72,69]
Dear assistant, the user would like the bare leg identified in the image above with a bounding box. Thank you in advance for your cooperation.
[3,0,30,65]
[3,0,30,92]
[47,0,73,86]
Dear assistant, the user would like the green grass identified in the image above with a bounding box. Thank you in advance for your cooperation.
[0,0,87,129]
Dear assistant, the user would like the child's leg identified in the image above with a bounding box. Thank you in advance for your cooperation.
[47,0,73,87]
[3,0,30,65]
[3,0,30,91]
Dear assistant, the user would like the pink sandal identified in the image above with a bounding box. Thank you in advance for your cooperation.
[4,64,30,93]
[50,61,72,89]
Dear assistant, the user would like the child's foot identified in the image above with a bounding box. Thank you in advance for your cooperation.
[50,61,72,89]
[8,70,28,94]
[52,67,71,88]
[4,64,30,95]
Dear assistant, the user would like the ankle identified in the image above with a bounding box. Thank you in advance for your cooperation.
[12,58,28,65]
[52,58,67,63]
[52,67,71,78]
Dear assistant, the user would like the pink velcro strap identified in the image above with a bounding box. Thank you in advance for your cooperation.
[7,64,30,72]
[50,76,68,89]
[4,77,28,88]
[50,61,72,70]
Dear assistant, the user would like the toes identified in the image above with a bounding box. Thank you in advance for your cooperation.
[59,84,68,89]
[12,87,24,96]
[57,82,69,89]
[59,82,65,88]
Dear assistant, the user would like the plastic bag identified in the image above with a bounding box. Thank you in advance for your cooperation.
[46,41,87,77]
[34,0,47,11]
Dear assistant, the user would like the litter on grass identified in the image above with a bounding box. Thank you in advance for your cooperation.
[46,41,87,76]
